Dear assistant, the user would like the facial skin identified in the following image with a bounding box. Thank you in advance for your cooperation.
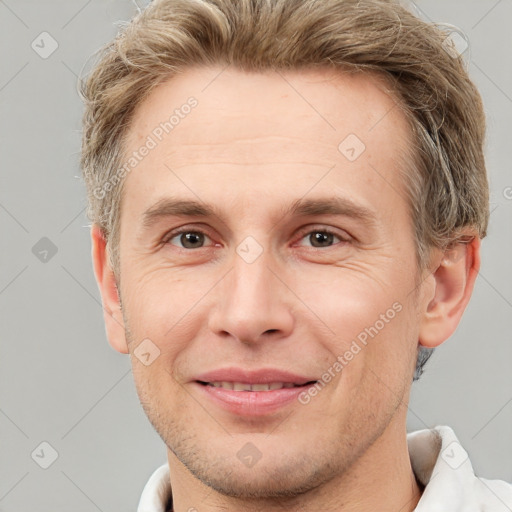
[92,66,480,512]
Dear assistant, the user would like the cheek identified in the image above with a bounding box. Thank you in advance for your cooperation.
[352,296,419,403]
[122,266,213,340]
[127,284,196,401]
[324,297,418,427]
[295,265,404,338]
[297,263,419,381]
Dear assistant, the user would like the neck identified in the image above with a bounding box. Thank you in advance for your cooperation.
[167,412,422,512]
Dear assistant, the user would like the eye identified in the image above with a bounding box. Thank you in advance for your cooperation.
[298,229,347,248]
[166,230,212,249]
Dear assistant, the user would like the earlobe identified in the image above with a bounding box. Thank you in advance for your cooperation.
[419,236,480,348]
[91,224,128,354]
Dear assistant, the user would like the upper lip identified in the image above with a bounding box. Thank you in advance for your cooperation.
[194,367,318,385]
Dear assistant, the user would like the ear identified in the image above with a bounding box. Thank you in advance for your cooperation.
[419,236,481,348]
[91,224,128,354]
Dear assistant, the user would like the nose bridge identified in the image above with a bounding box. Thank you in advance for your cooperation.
[231,248,271,308]
[209,242,294,343]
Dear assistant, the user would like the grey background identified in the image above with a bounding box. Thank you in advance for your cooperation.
[1,0,511,510]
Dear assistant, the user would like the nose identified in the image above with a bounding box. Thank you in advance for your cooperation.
[208,247,294,345]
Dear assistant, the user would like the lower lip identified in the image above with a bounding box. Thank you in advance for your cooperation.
[194,382,316,416]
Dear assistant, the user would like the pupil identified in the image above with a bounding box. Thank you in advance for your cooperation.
[181,232,203,248]
[311,232,333,247]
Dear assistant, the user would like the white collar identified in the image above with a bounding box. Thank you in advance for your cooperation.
[409,425,512,511]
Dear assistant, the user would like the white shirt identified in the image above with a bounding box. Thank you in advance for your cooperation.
[137,426,512,511]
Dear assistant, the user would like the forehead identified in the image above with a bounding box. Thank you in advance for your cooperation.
[122,66,412,219]
[128,65,409,158]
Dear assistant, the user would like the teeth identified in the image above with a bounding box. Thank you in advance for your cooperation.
[233,382,252,391]
[250,383,270,391]
[208,382,301,391]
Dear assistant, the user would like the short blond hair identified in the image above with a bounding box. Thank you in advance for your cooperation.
[80,0,489,379]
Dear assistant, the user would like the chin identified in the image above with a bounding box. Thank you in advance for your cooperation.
[171,440,335,500]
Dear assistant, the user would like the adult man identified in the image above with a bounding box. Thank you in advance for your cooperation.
[81,0,512,510]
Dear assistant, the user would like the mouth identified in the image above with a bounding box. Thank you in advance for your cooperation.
[192,368,320,415]
[193,377,319,416]
[196,380,318,391]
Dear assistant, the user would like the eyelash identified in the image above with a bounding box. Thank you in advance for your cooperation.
[162,227,215,248]
[162,225,351,249]
[294,226,350,246]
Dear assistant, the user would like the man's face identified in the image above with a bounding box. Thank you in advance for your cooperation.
[116,66,431,497]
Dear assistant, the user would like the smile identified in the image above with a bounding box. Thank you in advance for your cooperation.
[198,381,316,391]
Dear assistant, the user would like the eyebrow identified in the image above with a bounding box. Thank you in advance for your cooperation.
[287,197,376,226]
[141,198,218,229]
[141,196,377,230]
